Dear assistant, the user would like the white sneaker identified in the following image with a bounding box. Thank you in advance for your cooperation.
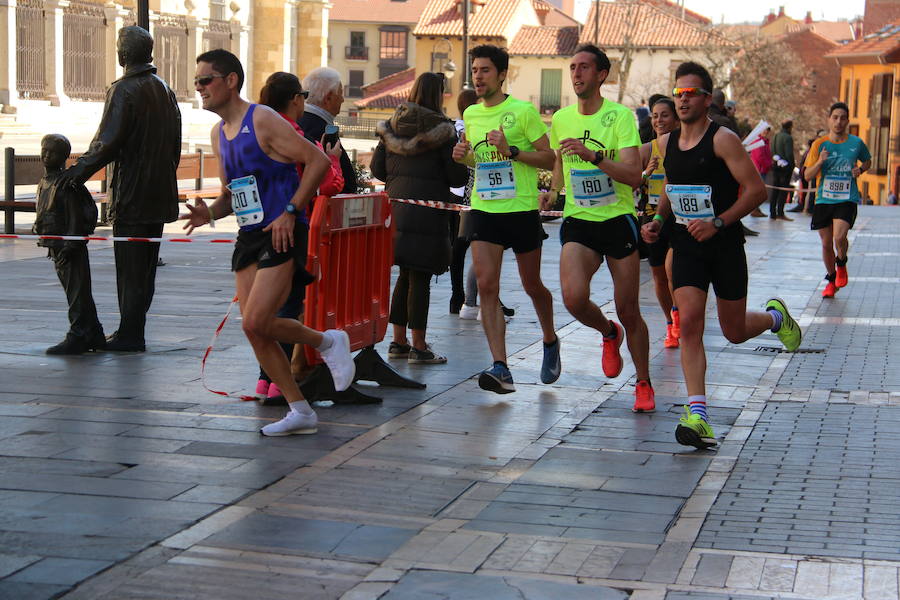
[459,305,479,320]
[320,329,355,391]
[260,410,318,436]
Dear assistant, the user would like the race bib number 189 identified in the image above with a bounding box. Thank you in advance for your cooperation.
[476,161,516,200]
[667,184,714,225]
[228,175,264,227]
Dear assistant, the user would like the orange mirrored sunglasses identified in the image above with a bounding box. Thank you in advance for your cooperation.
[672,87,710,98]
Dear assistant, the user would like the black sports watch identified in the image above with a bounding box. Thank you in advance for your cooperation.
[508,145,520,160]
[284,203,299,216]
[591,151,604,165]
[712,217,725,230]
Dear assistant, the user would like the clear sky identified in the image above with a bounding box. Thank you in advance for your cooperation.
[573,0,865,25]
[681,0,864,24]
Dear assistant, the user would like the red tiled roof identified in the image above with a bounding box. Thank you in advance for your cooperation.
[414,0,524,37]
[542,5,579,27]
[509,25,579,55]
[827,21,900,59]
[330,0,431,24]
[580,1,734,48]
[781,20,856,43]
[354,68,416,109]
[643,0,710,25]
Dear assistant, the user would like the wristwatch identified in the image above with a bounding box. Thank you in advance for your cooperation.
[508,145,520,160]
[591,151,604,165]
[712,217,725,230]
[284,203,299,216]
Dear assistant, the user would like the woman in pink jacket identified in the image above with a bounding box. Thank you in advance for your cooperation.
[749,127,772,217]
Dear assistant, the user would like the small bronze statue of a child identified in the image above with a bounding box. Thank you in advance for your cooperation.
[33,134,105,354]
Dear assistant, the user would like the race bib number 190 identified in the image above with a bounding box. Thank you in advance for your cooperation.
[822,175,851,201]
[228,175,264,227]
[570,168,616,208]
[667,184,714,225]
[476,161,516,200]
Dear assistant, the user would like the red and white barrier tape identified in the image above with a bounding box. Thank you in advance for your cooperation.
[764,184,817,193]
[0,233,236,243]
[390,197,564,217]
[200,294,257,402]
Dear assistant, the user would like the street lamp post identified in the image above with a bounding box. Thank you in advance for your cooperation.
[462,0,471,89]
[138,0,149,30]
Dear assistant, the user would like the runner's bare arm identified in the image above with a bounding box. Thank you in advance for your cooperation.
[803,141,826,181]
[714,127,766,225]
[600,145,642,188]
[539,149,564,211]
[852,159,872,178]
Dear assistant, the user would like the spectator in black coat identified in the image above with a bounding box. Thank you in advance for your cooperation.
[299,67,357,194]
[370,72,468,364]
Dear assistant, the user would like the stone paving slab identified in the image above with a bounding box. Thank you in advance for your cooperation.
[4,209,900,599]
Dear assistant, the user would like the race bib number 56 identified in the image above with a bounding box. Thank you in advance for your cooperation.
[228,175,264,227]
[667,184,714,225]
[476,161,516,200]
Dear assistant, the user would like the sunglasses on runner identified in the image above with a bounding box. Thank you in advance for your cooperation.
[672,87,710,98]
[295,90,310,99]
[194,74,228,87]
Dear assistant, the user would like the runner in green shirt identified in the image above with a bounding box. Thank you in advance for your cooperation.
[540,44,654,412]
[452,44,559,394]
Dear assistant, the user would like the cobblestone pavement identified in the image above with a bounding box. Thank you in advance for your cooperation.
[2,207,900,599]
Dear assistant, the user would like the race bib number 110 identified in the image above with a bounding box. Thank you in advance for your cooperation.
[228,175,264,227]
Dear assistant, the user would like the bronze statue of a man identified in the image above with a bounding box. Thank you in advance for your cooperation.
[59,25,181,352]
[34,134,105,355]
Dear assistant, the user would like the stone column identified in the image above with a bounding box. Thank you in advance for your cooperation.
[186,15,200,107]
[44,0,69,106]
[0,0,16,111]
[104,4,127,86]
[295,0,329,81]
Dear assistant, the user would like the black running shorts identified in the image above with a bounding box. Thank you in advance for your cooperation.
[559,214,639,263]
[671,234,748,301]
[811,201,857,231]
[647,216,674,268]
[232,219,311,273]
[468,209,544,254]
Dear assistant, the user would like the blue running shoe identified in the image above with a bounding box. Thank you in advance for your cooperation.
[540,337,561,384]
[478,362,515,394]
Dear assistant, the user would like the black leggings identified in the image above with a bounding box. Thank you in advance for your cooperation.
[389,268,431,330]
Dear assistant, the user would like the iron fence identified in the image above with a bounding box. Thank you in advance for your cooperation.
[155,14,191,101]
[335,115,380,139]
[15,0,45,99]
[63,1,107,101]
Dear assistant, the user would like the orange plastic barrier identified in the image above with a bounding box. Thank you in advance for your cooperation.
[303,193,393,365]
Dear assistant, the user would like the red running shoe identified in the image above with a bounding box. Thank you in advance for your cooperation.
[632,380,656,413]
[670,308,681,339]
[664,324,679,349]
[602,321,624,378]
[822,281,837,298]
[835,265,848,288]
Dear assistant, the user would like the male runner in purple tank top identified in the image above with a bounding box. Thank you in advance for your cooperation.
[641,62,802,450]
[180,49,355,436]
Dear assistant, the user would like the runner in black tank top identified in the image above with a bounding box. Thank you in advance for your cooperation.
[665,121,743,246]
[640,61,803,450]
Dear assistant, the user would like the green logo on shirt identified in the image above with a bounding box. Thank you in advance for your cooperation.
[501,112,516,129]
[601,112,616,127]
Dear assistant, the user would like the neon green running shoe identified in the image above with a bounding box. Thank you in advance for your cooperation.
[766,297,802,352]
[675,406,717,449]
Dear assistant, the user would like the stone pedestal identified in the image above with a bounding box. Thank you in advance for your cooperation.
[0,0,16,111]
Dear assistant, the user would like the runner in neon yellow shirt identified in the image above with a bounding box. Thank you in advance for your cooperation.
[452,44,559,394]
[540,44,654,412]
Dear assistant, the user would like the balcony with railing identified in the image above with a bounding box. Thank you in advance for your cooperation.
[530,95,571,116]
[345,46,369,61]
